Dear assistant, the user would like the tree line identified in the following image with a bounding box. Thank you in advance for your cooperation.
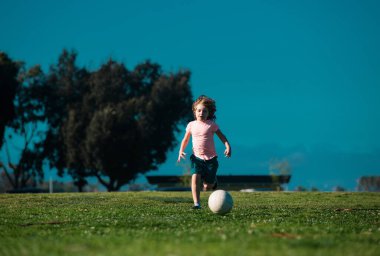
[0,50,193,191]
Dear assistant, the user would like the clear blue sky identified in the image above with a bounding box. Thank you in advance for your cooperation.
[1,0,379,190]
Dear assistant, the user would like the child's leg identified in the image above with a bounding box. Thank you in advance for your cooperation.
[191,174,201,205]
[203,157,218,191]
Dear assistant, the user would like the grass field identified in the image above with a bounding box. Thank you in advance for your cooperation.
[0,192,379,256]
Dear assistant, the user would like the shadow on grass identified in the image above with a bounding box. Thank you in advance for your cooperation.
[145,196,193,204]
[19,221,70,227]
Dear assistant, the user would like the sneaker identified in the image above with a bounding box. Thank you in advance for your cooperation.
[192,205,201,210]
[212,181,218,190]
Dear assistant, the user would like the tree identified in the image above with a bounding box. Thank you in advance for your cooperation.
[36,50,193,191]
[0,62,46,190]
[64,59,193,191]
[0,52,19,147]
[333,186,346,192]
[294,186,307,192]
[357,176,380,192]
[41,50,90,191]
[269,158,292,175]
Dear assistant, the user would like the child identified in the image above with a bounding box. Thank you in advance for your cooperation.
[177,95,231,209]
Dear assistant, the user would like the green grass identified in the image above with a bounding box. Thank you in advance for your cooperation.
[0,192,379,256]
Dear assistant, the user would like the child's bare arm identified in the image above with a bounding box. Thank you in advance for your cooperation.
[177,131,191,162]
[215,129,231,157]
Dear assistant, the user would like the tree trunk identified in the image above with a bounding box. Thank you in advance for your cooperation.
[107,184,119,192]
[74,178,87,192]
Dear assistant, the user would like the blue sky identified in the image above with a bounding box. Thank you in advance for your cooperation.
[1,0,379,190]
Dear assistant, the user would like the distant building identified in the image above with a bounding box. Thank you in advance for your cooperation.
[146,175,291,191]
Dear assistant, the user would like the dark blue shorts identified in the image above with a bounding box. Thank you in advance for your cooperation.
[190,154,218,184]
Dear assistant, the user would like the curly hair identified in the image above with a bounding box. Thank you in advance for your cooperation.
[192,95,217,121]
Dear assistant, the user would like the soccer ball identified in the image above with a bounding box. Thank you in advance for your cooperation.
[208,190,233,215]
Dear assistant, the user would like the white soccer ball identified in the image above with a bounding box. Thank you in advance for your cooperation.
[208,190,233,215]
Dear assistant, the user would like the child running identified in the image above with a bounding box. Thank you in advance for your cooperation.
[177,95,231,209]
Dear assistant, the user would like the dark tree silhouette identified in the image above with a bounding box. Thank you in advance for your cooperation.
[41,50,193,191]
[0,61,46,190]
[0,52,19,147]
[64,60,193,191]
[41,50,90,191]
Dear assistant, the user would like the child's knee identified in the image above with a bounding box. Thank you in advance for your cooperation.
[192,174,201,184]
[192,174,201,179]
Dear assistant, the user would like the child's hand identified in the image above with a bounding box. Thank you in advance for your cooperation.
[224,147,231,158]
[177,152,187,162]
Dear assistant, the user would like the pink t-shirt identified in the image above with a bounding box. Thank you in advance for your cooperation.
[186,120,219,160]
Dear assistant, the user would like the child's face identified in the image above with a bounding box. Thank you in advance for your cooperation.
[195,103,209,121]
